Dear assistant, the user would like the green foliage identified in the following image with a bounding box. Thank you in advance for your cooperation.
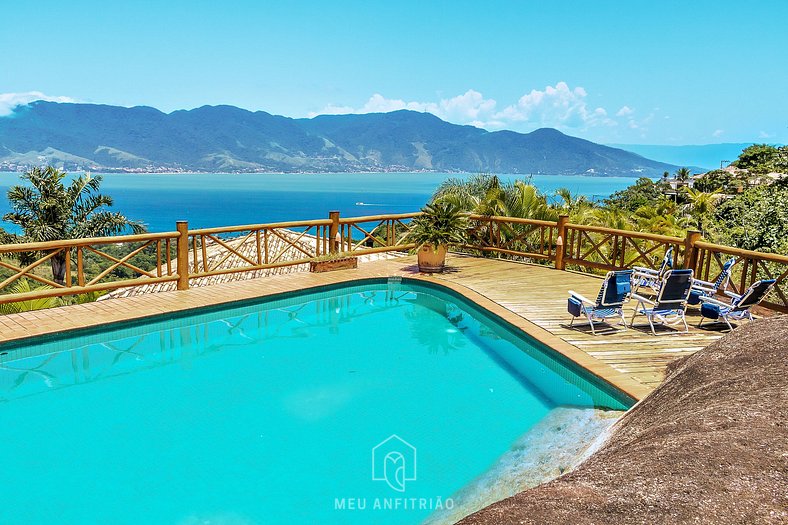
[633,198,688,237]
[3,166,146,283]
[0,279,61,314]
[693,169,748,193]
[733,144,781,173]
[682,187,721,236]
[674,167,692,182]
[402,202,468,248]
[0,279,106,314]
[713,183,788,253]
[434,173,556,220]
[605,177,666,212]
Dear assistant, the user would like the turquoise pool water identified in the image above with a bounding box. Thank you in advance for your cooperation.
[0,280,631,525]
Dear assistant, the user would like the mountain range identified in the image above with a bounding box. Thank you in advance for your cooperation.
[0,101,683,176]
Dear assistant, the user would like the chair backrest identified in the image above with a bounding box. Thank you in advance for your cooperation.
[657,246,674,277]
[654,269,694,310]
[732,279,776,311]
[596,269,633,307]
[711,257,737,291]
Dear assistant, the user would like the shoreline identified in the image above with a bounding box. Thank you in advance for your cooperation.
[0,170,645,179]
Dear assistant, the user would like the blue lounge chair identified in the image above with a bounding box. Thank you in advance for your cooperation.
[568,269,633,335]
[698,279,776,331]
[688,257,736,305]
[630,269,694,335]
[632,246,674,294]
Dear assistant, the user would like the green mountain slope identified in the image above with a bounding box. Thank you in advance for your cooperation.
[0,102,680,175]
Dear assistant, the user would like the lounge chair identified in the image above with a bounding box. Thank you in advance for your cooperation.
[688,257,736,305]
[568,269,633,335]
[630,269,694,335]
[698,279,776,331]
[632,246,674,294]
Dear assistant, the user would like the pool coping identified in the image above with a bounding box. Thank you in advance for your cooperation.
[0,268,653,402]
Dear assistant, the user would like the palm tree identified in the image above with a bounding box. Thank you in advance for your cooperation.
[433,173,508,215]
[553,187,595,223]
[634,198,688,237]
[3,166,145,284]
[505,181,557,221]
[0,279,61,314]
[683,187,721,235]
[433,173,555,220]
[675,167,692,183]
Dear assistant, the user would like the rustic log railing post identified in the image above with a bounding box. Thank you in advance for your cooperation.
[554,215,569,270]
[329,211,340,254]
[683,230,702,270]
[176,221,190,290]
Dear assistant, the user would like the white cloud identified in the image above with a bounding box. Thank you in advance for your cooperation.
[616,105,634,117]
[758,130,774,139]
[310,89,497,127]
[0,91,77,117]
[493,82,614,129]
[712,129,724,137]
[310,82,644,132]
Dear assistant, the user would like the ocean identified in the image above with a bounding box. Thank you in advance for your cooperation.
[0,172,636,234]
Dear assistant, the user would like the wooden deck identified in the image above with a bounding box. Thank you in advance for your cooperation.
[0,254,726,399]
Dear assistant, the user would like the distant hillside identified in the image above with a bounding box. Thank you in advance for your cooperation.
[0,101,681,176]
[610,143,761,171]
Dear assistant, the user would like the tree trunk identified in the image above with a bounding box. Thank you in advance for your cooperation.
[50,252,67,286]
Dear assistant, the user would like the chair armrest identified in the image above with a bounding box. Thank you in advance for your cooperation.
[691,283,715,294]
[724,290,742,300]
[568,291,595,306]
[692,278,716,289]
[632,267,659,276]
[699,295,730,308]
[631,293,654,305]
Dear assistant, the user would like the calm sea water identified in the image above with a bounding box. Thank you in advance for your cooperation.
[0,172,635,233]
[0,281,628,525]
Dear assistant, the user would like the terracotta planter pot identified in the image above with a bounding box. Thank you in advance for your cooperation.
[417,244,448,273]
[309,257,358,273]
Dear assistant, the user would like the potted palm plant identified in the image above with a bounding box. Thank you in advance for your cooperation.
[402,202,468,273]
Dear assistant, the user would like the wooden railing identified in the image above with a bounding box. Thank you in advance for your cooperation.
[337,212,420,255]
[563,223,684,273]
[0,231,180,304]
[1,211,786,313]
[186,219,333,281]
[688,241,788,313]
[464,215,559,261]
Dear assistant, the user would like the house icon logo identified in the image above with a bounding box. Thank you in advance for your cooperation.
[371,434,417,492]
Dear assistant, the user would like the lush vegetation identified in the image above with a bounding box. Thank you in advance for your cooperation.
[402,201,469,247]
[1,166,145,284]
[1,145,785,313]
[431,144,788,256]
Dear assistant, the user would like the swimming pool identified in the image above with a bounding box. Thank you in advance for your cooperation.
[0,279,632,525]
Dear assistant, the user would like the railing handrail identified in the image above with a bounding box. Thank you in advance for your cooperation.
[188,218,333,236]
[693,241,788,264]
[469,214,558,227]
[0,210,785,314]
[337,212,421,224]
[0,231,179,254]
[566,223,684,244]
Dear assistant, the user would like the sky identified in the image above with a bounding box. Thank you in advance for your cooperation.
[1,0,786,145]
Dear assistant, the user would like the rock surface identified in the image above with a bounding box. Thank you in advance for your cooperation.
[456,316,788,525]
[425,407,623,525]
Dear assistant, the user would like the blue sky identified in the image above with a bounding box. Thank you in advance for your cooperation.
[2,0,786,145]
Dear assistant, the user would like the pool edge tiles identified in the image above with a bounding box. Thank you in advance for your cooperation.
[0,278,635,410]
